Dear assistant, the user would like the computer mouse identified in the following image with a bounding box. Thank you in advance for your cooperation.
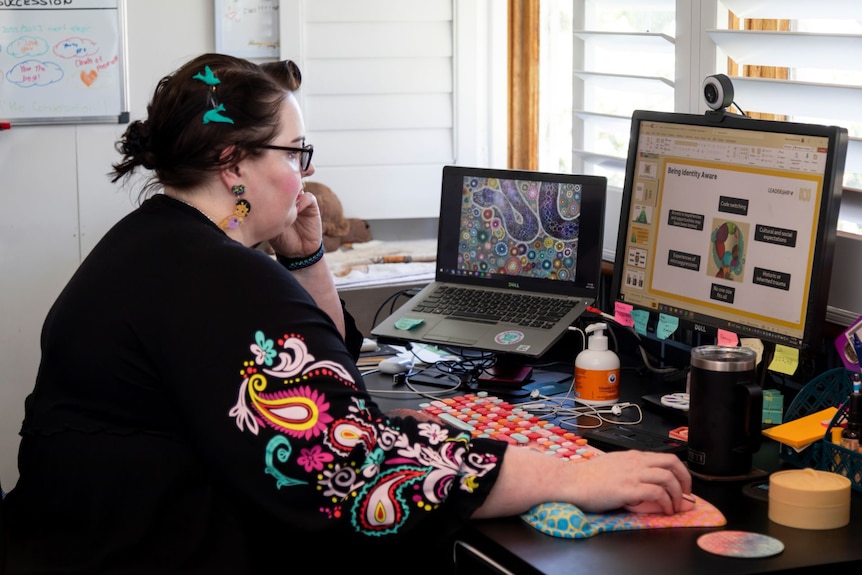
[360,338,378,353]
[378,357,413,374]
[626,493,696,515]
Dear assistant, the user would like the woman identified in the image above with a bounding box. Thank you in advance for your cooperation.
[3,53,691,573]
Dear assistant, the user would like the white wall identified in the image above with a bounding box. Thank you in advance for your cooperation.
[0,0,506,490]
[0,0,216,490]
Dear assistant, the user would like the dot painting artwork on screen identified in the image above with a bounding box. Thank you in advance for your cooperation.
[457,176,582,282]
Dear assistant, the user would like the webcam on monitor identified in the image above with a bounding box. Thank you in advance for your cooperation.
[702,74,735,111]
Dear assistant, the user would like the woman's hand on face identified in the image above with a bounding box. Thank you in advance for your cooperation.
[268,185,323,258]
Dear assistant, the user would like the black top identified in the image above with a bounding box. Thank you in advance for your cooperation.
[4,195,506,574]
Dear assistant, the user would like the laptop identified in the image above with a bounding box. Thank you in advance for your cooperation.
[371,165,607,358]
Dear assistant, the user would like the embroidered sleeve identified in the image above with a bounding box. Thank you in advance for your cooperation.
[226,328,506,538]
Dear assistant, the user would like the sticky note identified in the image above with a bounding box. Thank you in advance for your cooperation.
[768,344,799,376]
[656,313,678,340]
[631,309,649,335]
[614,301,634,328]
[394,318,423,330]
[717,329,739,347]
[761,407,837,449]
[740,338,764,365]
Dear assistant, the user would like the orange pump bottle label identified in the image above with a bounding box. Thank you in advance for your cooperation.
[574,367,620,402]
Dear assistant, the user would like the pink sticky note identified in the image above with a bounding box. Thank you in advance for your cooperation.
[615,301,634,327]
[717,329,739,347]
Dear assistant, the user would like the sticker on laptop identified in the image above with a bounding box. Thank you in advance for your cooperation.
[395,318,424,330]
[495,331,525,345]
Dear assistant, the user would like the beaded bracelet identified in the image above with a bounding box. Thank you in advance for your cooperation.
[277,242,325,271]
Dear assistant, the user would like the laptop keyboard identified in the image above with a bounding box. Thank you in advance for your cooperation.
[411,286,576,329]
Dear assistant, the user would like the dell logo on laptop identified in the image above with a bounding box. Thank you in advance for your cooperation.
[508,281,520,289]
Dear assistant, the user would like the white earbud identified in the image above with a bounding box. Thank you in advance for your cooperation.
[611,404,623,416]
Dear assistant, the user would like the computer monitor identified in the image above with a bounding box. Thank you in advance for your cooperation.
[610,109,848,355]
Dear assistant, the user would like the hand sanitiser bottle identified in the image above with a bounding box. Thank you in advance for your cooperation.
[574,323,620,405]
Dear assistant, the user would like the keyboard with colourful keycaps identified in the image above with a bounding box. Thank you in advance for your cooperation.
[419,392,605,461]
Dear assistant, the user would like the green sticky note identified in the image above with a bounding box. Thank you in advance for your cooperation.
[656,313,679,340]
[630,309,649,336]
[394,318,424,330]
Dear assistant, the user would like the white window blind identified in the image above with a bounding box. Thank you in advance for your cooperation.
[279,0,507,221]
[708,0,862,236]
[280,0,454,220]
[569,0,862,260]
[570,0,678,261]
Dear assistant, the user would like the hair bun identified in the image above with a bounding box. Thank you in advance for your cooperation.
[121,121,155,169]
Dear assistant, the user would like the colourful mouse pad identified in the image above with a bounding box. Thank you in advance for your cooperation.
[521,495,726,539]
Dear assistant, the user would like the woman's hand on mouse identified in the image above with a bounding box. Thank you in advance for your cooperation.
[625,492,696,515]
[565,450,693,516]
[471,446,693,520]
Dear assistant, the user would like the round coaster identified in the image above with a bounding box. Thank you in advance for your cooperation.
[697,530,784,559]
[741,480,770,502]
[660,392,690,410]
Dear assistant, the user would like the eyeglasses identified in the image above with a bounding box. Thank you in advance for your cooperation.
[258,143,314,171]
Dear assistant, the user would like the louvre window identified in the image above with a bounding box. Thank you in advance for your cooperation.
[559,0,862,259]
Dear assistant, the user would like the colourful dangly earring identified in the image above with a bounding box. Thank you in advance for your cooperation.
[218,184,251,229]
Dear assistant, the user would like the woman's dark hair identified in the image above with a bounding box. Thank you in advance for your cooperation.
[110,53,301,200]
[259,59,302,92]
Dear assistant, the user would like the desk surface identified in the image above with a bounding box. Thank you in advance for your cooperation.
[363,366,862,575]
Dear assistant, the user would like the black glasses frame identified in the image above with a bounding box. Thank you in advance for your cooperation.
[259,144,314,171]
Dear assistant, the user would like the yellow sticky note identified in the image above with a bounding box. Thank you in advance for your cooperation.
[762,407,837,449]
[740,338,764,365]
[768,344,799,375]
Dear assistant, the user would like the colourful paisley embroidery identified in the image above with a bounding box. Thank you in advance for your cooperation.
[264,435,307,489]
[250,330,277,366]
[249,379,333,439]
[229,331,503,539]
[351,467,427,535]
[296,444,334,473]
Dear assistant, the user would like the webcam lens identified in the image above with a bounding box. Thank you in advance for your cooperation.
[704,83,718,103]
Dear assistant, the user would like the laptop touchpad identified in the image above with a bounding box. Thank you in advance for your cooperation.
[425,319,490,344]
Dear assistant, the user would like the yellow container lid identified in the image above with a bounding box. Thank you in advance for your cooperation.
[769,468,851,529]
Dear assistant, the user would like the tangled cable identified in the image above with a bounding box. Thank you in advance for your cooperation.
[517,388,643,430]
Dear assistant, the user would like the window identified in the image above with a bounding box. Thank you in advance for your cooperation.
[557,0,677,260]
[710,1,862,235]
[558,0,862,259]
[569,0,676,192]
[538,0,573,173]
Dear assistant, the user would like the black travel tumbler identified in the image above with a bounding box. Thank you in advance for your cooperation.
[687,345,761,477]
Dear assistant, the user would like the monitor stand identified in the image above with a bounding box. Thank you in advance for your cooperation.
[478,357,534,385]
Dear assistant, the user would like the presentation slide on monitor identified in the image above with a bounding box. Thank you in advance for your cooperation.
[649,159,820,325]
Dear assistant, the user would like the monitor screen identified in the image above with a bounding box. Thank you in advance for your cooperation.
[610,110,848,353]
[436,166,607,298]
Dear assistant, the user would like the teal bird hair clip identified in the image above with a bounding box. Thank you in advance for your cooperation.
[193,66,221,86]
[203,104,234,125]
[194,66,234,125]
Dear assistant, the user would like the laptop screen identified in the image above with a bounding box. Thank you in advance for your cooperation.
[436,166,607,297]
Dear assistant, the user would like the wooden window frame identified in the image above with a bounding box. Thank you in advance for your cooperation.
[508,0,539,170]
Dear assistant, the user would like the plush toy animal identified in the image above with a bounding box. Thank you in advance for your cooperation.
[304,181,372,252]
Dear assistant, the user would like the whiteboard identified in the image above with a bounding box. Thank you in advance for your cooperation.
[214,0,279,59]
[0,0,129,125]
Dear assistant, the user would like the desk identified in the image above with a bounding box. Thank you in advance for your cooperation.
[363,367,862,575]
